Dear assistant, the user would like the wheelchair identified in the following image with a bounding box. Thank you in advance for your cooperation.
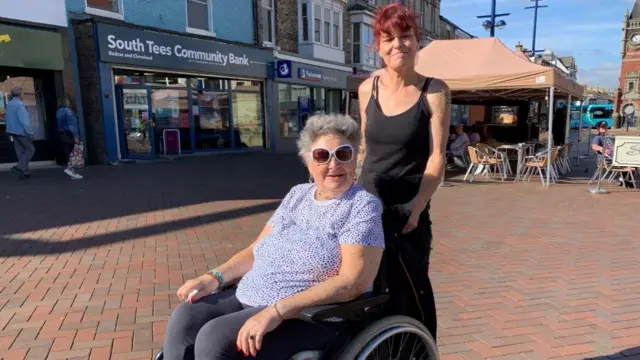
[154,289,439,360]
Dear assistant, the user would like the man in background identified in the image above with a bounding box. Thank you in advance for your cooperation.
[5,87,35,179]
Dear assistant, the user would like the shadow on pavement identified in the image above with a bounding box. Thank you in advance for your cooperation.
[587,346,640,359]
[0,152,307,236]
[0,201,279,257]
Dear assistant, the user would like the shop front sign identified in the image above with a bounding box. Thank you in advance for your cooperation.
[96,23,272,78]
[298,68,322,82]
[275,60,349,89]
[0,24,64,70]
[276,60,292,78]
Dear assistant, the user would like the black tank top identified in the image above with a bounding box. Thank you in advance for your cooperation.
[358,76,433,207]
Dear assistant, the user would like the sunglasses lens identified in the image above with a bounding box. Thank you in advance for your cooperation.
[312,149,331,163]
[335,146,353,162]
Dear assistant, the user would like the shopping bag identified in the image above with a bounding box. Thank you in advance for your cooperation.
[69,142,85,169]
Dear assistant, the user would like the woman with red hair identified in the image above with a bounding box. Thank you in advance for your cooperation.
[356,3,450,341]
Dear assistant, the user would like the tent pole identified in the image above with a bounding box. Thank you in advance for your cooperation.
[546,87,555,186]
[576,99,584,166]
[564,95,572,145]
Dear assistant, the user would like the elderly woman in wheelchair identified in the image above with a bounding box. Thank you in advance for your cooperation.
[158,113,438,360]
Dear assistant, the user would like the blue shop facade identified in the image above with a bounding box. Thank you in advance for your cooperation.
[268,53,353,153]
[74,21,273,163]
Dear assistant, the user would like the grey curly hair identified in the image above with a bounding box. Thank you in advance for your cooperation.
[296,113,361,162]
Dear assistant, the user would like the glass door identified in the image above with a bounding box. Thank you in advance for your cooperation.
[116,86,155,159]
[192,90,232,150]
[149,87,190,154]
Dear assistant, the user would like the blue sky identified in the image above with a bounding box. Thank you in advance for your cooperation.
[440,0,636,89]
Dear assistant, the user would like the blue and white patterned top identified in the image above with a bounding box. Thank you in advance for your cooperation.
[235,183,385,307]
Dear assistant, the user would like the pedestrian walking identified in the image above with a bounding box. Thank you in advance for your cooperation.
[56,95,84,180]
[5,87,35,179]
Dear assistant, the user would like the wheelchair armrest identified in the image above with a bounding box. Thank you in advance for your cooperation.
[298,293,389,323]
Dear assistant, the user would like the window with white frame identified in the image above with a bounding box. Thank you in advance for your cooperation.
[332,11,339,47]
[323,8,331,46]
[87,0,121,13]
[187,0,211,32]
[314,4,322,43]
[301,3,309,41]
[300,1,343,49]
[261,0,275,44]
[352,23,380,67]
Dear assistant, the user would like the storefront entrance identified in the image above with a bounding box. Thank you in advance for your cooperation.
[0,23,65,165]
[116,85,189,159]
[115,72,265,160]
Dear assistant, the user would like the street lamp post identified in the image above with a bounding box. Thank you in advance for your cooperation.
[477,0,510,37]
[525,0,548,54]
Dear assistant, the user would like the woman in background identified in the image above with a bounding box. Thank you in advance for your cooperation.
[56,95,83,180]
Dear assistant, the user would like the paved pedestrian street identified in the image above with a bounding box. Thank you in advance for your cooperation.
[0,154,639,360]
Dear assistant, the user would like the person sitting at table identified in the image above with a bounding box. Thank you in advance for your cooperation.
[590,121,634,188]
[467,125,481,146]
[591,121,612,156]
[447,124,470,169]
[161,113,385,360]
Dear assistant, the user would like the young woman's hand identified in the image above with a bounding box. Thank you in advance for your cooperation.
[176,275,219,303]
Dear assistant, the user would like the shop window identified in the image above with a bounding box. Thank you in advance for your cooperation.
[312,88,325,114]
[87,0,121,14]
[231,80,261,92]
[191,78,228,91]
[193,91,232,149]
[150,89,192,152]
[0,76,47,141]
[260,0,275,45]
[187,0,211,33]
[278,83,310,137]
[144,74,188,87]
[233,92,264,148]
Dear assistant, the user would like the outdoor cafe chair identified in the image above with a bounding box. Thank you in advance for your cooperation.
[477,143,510,178]
[518,146,560,186]
[464,146,504,182]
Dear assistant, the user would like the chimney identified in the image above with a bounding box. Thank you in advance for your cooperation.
[515,41,524,53]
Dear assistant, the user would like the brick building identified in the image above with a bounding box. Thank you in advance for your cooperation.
[614,0,640,126]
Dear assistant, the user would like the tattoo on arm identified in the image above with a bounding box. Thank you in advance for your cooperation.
[444,91,452,105]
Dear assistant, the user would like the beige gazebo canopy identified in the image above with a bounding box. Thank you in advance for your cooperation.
[414,37,584,101]
[346,38,584,187]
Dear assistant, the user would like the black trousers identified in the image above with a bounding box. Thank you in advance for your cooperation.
[162,288,339,360]
[59,131,75,166]
[375,205,438,341]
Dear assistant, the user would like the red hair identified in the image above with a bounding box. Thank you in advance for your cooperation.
[372,4,421,50]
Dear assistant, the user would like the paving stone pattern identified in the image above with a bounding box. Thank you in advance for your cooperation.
[0,153,639,360]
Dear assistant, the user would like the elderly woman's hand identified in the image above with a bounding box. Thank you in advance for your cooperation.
[176,275,219,303]
[236,306,283,357]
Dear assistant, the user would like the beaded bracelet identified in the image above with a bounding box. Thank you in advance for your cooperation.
[206,269,224,288]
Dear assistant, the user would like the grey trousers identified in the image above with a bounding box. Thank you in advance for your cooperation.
[12,135,35,172]
[163,288,339,360]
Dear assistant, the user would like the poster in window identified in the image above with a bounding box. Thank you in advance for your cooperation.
[199,91,225,130]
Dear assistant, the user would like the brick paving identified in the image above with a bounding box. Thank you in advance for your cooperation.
[0,153,639,360]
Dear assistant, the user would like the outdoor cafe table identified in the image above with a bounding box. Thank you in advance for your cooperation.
[497,143,536,182]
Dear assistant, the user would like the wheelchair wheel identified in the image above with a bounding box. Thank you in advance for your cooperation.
[337,315,438,360]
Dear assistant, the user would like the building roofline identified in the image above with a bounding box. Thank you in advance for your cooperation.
[439,15,475,38]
